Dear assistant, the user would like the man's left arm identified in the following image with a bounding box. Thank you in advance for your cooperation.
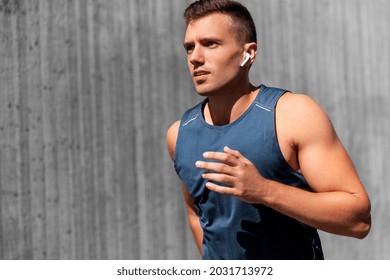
[195,93,371,238]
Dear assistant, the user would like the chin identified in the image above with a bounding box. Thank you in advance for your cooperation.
[194,84,221,97]
[194,86,209,96]
[196,90,211,97]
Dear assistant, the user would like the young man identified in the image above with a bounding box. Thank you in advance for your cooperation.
[166,0,371,259]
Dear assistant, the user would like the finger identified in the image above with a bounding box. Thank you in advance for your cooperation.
[202,151,238,166]
[195,161,234,175]
[223,146,243,159]
[205,182,235,196]
[202,172,235,185]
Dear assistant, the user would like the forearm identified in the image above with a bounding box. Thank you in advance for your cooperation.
[260,179,371,238]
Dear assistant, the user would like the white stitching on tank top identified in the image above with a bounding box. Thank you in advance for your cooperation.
[182,113,199,126]
[255,103,271,112]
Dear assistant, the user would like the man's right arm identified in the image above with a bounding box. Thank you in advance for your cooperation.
[166,121,204,256]
[181,183,203,255]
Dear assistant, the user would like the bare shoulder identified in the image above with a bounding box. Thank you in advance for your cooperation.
[277,92,330,122]
[276,92,336,146]
[166,120,181,160]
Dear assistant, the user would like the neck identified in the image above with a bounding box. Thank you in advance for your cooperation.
[204,82,259,126]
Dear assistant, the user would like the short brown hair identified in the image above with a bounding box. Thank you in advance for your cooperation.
[184,0,257,44]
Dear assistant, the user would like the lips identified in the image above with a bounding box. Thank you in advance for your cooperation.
[193,70,209,77]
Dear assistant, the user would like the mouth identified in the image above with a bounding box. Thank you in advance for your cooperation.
[193,70,209,77]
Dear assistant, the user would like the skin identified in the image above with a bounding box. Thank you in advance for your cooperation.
[166,13,371,256]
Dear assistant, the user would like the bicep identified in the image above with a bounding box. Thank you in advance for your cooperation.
[299,125,364,195]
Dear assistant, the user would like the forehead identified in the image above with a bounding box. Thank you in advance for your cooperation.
[184,13,236,41]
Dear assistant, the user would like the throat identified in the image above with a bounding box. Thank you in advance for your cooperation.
[203,86,259,126]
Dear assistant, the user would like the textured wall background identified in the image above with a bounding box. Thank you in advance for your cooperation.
[0,0,389,259]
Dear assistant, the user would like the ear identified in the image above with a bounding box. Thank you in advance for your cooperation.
[243,42,257,66]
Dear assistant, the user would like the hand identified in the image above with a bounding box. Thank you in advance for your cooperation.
[195,146,268,204]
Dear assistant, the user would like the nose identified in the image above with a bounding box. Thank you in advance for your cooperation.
[188,46,204,66]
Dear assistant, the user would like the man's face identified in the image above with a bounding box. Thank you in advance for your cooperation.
[183,13,245,96]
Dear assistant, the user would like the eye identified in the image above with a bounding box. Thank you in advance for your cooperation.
[205,40,217,48]
[184,44,194,54]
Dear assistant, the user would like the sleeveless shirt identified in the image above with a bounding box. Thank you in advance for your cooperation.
[174,85,324,260]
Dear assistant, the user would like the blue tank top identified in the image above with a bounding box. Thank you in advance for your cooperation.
[174,85,324,260]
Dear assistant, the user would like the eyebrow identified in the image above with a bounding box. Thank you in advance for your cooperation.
[183,36,223,47]
[183,41,193,48]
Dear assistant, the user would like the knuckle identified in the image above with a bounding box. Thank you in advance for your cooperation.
[219,164,228,173]
[237,188,245,196]
[219,174,228,182]
[220,154,229,162]
[234,188,244,197]
[235,168,244,177]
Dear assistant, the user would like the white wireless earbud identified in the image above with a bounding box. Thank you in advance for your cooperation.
[240,52,251,67]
